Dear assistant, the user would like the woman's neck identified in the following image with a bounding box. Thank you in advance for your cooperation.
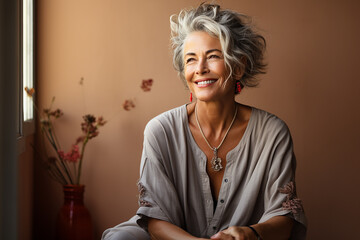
[195,100,238,139]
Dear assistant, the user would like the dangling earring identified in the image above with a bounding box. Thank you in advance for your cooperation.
[236,81,242,93]
[190,92,193,102]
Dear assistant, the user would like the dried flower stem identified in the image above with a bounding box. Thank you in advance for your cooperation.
[41,121,74,184]
[48,164,67,185]
[47,99,62,149]
[76,136,88,184]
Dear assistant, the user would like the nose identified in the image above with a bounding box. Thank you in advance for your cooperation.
[195,58,209,75]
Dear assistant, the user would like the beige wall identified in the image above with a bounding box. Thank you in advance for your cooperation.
[35,0,360,239]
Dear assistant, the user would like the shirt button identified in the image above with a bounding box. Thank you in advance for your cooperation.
[220,199,225,203]
[224,178,228,183]
[212,226,217,230]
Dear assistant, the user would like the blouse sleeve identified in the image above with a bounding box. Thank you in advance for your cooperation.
[136,119,184,230]
[259,120,307,239]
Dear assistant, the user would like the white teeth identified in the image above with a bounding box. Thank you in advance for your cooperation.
[197,80,215,85]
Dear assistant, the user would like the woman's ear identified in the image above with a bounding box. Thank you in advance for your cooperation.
[233,56,246,80]
[233,66,244,80]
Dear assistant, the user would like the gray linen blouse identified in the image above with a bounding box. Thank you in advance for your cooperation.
[102,105,307,240]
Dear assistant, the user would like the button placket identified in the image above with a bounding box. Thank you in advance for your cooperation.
[221,178,229,205]
[201,160,213,221]
[220,177,229,204]
[211,170,231,226]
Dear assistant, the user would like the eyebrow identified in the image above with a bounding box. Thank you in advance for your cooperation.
[184,49,222,57]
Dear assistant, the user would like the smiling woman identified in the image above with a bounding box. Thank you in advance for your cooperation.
[183,31,230,103]
[103,3,307,240]
[170,4,266,90]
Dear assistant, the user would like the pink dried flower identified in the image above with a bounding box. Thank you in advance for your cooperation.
[83,114,96,124]
[123,99,135,111]
[81,121,97,137]
[50,109,63,118]
[140,79,153,92]
[81,123,98,138]
[76,136,86,144]
[81,114,103,139]
[97,116,107,126]
[68,145,81,162]
[88,130,99,139]
[58,150,65,160]
[58,145,81,163]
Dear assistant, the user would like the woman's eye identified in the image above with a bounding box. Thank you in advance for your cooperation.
[209,55,220,59]
[185,58,195,64]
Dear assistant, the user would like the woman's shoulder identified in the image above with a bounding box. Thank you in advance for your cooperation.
[144,104,187,136]
[250,107,291,137]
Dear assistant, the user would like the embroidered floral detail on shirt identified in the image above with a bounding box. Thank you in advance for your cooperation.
[279,181,304,215]
[137,182,152,207]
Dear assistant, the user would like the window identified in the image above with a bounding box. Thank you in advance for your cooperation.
[22,0,34,122]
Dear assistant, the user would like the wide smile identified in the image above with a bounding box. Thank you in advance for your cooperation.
[195,79,217,88]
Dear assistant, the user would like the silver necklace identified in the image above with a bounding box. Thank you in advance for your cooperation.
[195,104,238,172]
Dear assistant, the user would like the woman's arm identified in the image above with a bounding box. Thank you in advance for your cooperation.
[252,215,293,240]
[148,218,209,240]
[211,215,294,240]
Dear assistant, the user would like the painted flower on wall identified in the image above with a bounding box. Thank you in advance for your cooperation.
[140,79,153,92]
[122,79,154,111]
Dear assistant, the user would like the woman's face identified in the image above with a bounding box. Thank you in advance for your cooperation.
[183,31,233,102]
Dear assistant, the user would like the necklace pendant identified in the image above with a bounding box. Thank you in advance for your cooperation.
[211,148,223,171]
[211,156,223,171]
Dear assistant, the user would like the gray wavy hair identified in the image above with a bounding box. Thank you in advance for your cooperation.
[170,3,267,89]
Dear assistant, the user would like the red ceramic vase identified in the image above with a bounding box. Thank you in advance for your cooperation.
[56,185,94,240]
